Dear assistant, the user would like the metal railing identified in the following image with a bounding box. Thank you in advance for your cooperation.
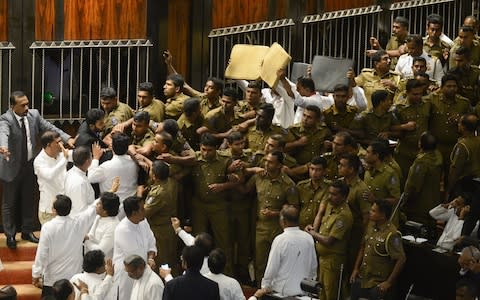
[29,39,153,121]
[0,42,15,114]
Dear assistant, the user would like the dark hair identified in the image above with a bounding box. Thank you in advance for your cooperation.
[461,113,479,132]
[441,73,459,87]
[258,102,275,120]
[133,111,150,124]
[406,79,426,92]
[226,131,243,144]
[166,74,185,89]
[455,46,472,59]
[297,76,315,92]
[269,134,286,149]
[369,141,388,161]
[415,72,430,80]
[152,160,170,180]
[280,205,299,224]
[247,80,262,91]
[73,146,92,167]
[112,132,130,155]
[222,87,238,101]
[162,119,179,138]
[456,278,479,298]
[305,105,322,119]
[85,108,105,126]
[207,77,224,94]
[339,153,361,173]
[183,98,200,117]
[138,82,155,96]
[9,91,27,105]
[123,196,143,218]
[371,50,388,66]
[333,84,349,93]
[83,250,106,273]
[460,25,475,34]
[100,192,120,216]
[100,87,117,100]
[310,156,327,168]
[412,56,427,66]
[195,232,214,258]
[427,13,443,28]
[124,254,146,268]
[40,131,60,149]
[208,248,227,274]
[419,131,437,151]
[394,16,409,29]
[371,90,389,108]
[405,34,423,47]
[182,245,204,271]
[335,131,357,148]
[200,132,218,148]
[330,180,349,198]
[374,198,393,219]
[52,279,74,300]
[270,150,284,165]
[53,195,72,216]
[156,132,173,150]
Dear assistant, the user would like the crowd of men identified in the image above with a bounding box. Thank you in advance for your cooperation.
[2,12,480,300]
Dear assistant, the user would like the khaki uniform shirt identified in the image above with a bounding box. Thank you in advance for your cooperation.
[386,35,407,69]
[191,151,231,202]
[350,109,399,146]
[423,36,450,62]
[144,179,177,226]
[449,40,480,68]
[355,69,401,109]
[237,99,264,117]
[345,176,370,229]
[323,104,358,133]
[288,123,332,165]
[359,221,405,288]
[165,93,190,120]
[449,66,480,106]
[450,136,480,179]
[204,106,244,133]
[394,77,438,105]
[297,179,330,229]
[189,90,221,117]
[246,124,293,153]
[103,102,134,136]
[250,150,297,169]
[177,114,205,151]
[131,128,155,148]
[315,201,353,256]
[364,163,401,201]
[138,98,165,123]
[321,152,340,181]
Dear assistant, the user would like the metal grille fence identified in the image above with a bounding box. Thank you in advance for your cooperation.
[0,42,15,114]
[29,40,152,121]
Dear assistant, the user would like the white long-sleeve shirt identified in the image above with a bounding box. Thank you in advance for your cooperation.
[130,266,164,300]
[88,154,139,202]
[84,216,119,259]
[204,272,245,300]
[429,205,464,250]
[33,149,69,213]
[32,201,97,286]
[65,166,95,216]
[71,272,114,300]
[395,51,444,84]
[261,227,317,297]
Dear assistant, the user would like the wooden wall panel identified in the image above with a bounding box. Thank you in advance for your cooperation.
[0,0,7,41]
[324,0,375,12]
[35,0,55,40]
[168,0,191,79]
[212,0,269,29]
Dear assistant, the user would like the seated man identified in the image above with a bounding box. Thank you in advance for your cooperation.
[251,205,317,299]
[124,254,164,300]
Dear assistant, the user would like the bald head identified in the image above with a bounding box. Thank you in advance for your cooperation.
[460,113,479,133]
[280,205,299,226]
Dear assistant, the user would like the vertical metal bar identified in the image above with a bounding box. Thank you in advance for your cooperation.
[69,48,74,119]
[108,47,112,86]
[0,51,3,111]
[31,49,35,108]
[303,23,307,62]
[117,48,121,102]
[98,48,102,108]
[146,45,150,82]
[216,36,220,78]
[79,48,83,118]
[209,37,213,77]
[89,48,93,110]
[223,36,227,78]
[60,49,64,119]
[41,49,45,115]
[127,46,131,106]
[136,46,140,98]
[8,49,12,97]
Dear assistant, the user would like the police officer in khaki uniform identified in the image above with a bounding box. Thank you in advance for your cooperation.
[392,79,432,181]
[237,80,265,120]
[164,74,191,120]
[137,82,165,124]
[99,87,134,138]
[352,51,401,110]
[323,84,358,135]
[306,180,353,300]
[129,111,156,159]
[350,199,406,300]
[321,131,358,181]
[143,160,177,271]
[297,156,330,230]
[245,151,299,286]
[246,103,292,153]
[423,14,451,66]
[177,98,205,151]
[286,105,331,165]
[449,46,480,106]
[192,78,223,116]
[250,134,297,170]
[403,132,442,229]
[449,26,480,69]
[427,74,471,181]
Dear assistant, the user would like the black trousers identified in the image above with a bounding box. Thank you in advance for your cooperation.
[350,280,396,300]
[1,161,34,236]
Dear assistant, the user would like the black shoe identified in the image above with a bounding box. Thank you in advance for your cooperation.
[6,235,16,249]
[21,232,39,243]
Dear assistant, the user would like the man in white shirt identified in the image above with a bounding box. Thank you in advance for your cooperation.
[124,255,164,300]
[32,194,97,297]
[250,205,317,298]
[204,248,245,300]
[395,34,444,84]
[88,132,139,218]
[65,145,96,216]
[84,192,120,259]
[33,131,71,224]
[70,250,115,299]
[112,196,157,300]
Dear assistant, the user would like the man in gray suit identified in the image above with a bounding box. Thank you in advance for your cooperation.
[0,91,74,249]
